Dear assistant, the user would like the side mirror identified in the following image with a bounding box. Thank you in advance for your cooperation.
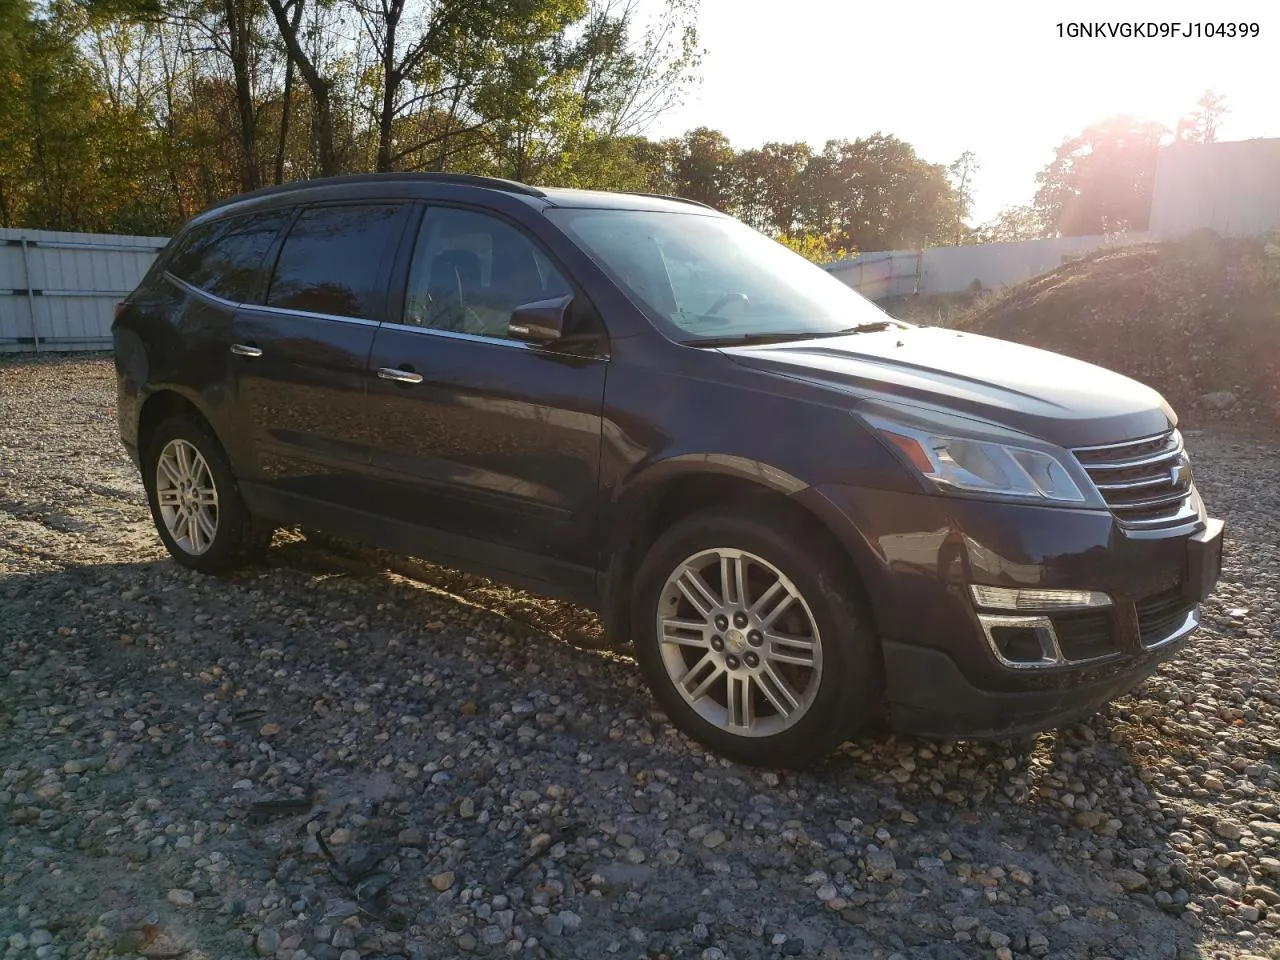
[508,295,573,343]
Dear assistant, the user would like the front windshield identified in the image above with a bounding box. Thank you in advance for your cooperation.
[545,207,896,342]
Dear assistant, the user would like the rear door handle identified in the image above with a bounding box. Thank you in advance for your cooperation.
[377,366,424,385]
[230,343,263,358]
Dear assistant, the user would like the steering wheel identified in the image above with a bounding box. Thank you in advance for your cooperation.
[704,292,749,317]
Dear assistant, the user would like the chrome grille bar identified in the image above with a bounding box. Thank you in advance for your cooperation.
[1073,429,1196,528]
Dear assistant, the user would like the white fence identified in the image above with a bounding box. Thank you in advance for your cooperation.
[827,232,1153,301]
[0,228,168,353]
[831,136,1280,301]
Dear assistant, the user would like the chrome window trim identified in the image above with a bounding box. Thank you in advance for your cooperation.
[377,319,535,350]
[164,271,240,309]
[252,302,381,328]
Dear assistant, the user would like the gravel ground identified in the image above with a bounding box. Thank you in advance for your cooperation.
[2,354,1279,960]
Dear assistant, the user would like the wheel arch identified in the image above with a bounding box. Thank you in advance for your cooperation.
[136,387,224,467]
[600,457,883,647]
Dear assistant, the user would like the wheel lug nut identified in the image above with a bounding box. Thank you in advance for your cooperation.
[747,630,763,646]
[711,636,724,651]
[725,655,740,670]
[714,614,728,632]
[733,612,749,628]
[744,652,759,668]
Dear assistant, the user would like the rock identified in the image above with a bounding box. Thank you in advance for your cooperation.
[543,915,564,938]
[1198,390,1237,411]
[1112,869,1148,891]
[989,932,1011,949]
[431,871,455,892]
[865,849,896,880]
[1249,821,1280,838]
[1246,884,1280,906]
[816,883,838,902]
[479,925,504,946]
[256,928,281,957]
[701,829,727,849]
[558,910,582,933]
[952,916,980,932]
[327,828,353,845]
[1214,820,1243,840]
[1212,876,1243,898]
[397,827,423,845]
[458,797,476,819]
[166,889,195,907]
[259,722,280,736]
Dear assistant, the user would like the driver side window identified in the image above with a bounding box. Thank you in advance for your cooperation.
[403,207,571,339]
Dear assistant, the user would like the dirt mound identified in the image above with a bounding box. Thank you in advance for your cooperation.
[957,231,1280,424]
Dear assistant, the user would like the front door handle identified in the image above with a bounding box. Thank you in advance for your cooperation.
[230,343,263,358]
[377,366,424,385]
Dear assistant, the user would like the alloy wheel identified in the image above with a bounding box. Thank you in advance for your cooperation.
[655,547,823,738]
[155,438,219,555]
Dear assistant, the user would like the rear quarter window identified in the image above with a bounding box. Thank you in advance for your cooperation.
[168,210,291,303]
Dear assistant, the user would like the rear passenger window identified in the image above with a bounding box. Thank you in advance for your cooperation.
[267,204,404,319]
[168,211,289,303]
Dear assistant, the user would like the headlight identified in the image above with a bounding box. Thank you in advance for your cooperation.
[867,418,1087,503]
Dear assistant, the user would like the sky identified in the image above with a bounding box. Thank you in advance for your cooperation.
[643,0,1280,225]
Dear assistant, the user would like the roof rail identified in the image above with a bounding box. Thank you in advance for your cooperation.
[208,172,545,211]
[625,192,716,210]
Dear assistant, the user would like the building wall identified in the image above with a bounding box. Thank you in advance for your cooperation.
[1148,137,1280,238]
[0,229,168,353]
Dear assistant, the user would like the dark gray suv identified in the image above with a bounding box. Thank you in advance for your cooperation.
[112,173,1224,767]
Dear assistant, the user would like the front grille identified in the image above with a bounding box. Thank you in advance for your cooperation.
[1073,430,1195,527]
[1136,587,1197,647]
[1051,610,1115,661]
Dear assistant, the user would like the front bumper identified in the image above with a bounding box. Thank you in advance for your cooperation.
[799,483,1224,738]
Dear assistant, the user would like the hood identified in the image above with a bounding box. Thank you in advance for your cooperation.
[720,326,1176,449]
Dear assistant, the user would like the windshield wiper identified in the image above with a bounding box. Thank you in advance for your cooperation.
[685,320,901,348]
[813,320,901,337]
[683,332,823,348]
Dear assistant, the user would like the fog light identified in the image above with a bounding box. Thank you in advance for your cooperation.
[970,585,1111,611]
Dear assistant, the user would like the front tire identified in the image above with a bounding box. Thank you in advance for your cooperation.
[632,507,883,768]
[143,415,269,573]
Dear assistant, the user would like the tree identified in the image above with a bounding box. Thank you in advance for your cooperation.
[801,134,961,251]
[1034,117,1165,236]
[732,141,811,234]
[264,0,338,175]
[1176,89,1229,144]
[976,204,1047,243]
[946,149,979,244]
[671,126,735,209]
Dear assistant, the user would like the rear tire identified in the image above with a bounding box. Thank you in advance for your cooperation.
[632,507,882,768]
[143,415,270,573]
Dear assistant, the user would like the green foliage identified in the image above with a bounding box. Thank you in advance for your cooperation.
[775,231,852,265]
[976,204,1049,243]
[1033,116,1165,237]
[1,0,967,258]
[1177,89,1229,144]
